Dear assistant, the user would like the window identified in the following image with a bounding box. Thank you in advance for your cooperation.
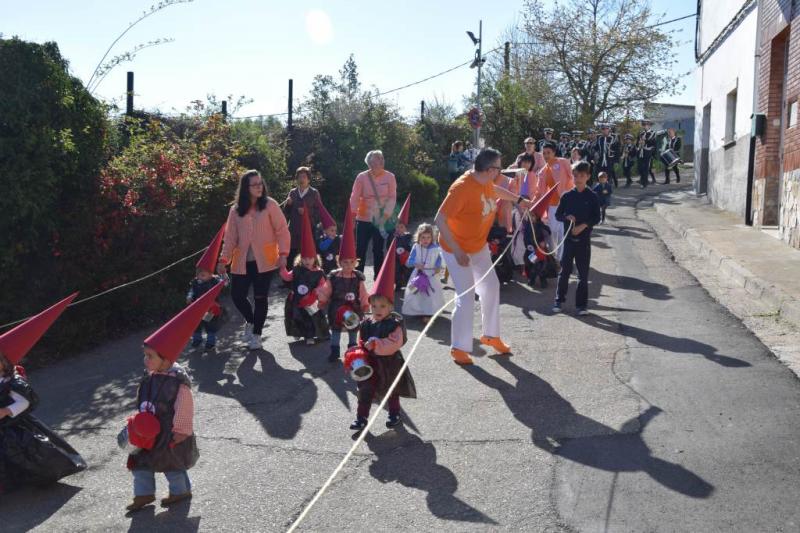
[725,88,737,145]
[789,99,798,128]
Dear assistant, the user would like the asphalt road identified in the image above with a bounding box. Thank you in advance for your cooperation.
[3,184,800,532]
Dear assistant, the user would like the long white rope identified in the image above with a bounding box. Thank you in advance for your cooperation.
[524,210,575,257]
[287,202,571,531]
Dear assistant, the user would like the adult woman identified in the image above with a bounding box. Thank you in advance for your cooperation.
[435,148,531,366]
[218,170,290,350]
[349,150,397,280]
[283,166,322,267]
[535,142,575,262]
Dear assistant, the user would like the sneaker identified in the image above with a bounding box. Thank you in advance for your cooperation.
[349,417,367,431]
[450,348,474,365]
[247,336,262,350]
[552,303,562,313]
[386,413,402,428]
[479,335,511,354]
[576,308,589,316]
[241,323,253,344]
[328,346,340,362]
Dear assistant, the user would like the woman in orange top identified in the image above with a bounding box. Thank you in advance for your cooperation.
[218,170,290,350]
[435,147,532,366]
[535,142,575,261]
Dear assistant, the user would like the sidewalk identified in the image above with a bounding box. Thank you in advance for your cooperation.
[650,187,800,331]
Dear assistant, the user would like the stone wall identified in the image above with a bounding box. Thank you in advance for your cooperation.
[780,170,800,247]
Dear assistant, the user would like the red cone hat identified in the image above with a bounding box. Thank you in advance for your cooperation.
[371,237,397,302]
[144,281,224,362]
[300,208,317,258]
[531,184,559,219]
[318,202,336,229]
[0,292,78,365]
[196,223,226,273]
[397,194,411,225]
[339,204,356,261]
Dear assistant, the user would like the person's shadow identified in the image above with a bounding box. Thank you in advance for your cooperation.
[363,429,497,524]
[287,341,351,410]
[127,498,200,532]
[466,358,714,499]
[583,314,751,368]
[590,269,672,301]
[0,483,82,530]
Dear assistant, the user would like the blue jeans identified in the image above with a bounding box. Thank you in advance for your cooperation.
[133,469,191,496]
[330,329,357,348]
[192,323,217,345]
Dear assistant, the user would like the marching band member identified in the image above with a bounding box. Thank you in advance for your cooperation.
[596,123,619,187]
[664,128,682,184]
[621,133,637,187]
[637,119,657,188]
[557,132,571,158]
[537,128,554,152]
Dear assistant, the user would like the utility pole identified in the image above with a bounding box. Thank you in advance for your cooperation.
[126,71,134,116]
[288,79,294,132]
[420,100,425,122]
[467,21,485,148]
[504,41,510,76]
[221,100,227,119]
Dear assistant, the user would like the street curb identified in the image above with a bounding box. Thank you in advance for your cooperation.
[654,202,800,329]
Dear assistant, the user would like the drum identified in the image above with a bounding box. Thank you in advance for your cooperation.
[660,149,681,170]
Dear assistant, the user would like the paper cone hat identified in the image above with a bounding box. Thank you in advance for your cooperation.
[196,224,226,273]
[300,208,317,259]
[318,202,336,229]
[144,281,224,362]
[371,237,397,302]
[530,184,559,219]
[339,204,356,261]
[397,194,411,225]
[0,292,78,365]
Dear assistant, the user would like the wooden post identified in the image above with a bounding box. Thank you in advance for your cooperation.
[221,100,227,119]
[504,42,510,76]
[288,79,294,131]
[126,72,134,115]
[420,100,425,121]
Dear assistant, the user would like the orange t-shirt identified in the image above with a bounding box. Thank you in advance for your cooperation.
[543,166,559,207]
[438,172,498,254]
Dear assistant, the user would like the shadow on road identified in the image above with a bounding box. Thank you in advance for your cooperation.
[127,498,200,532]
[591,269,672,301]
[466,357,714,499]
[363,428,498,525]
[0,482,82,530]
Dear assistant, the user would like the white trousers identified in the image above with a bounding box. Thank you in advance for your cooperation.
[547,205,564,261]
[442,246,500,352]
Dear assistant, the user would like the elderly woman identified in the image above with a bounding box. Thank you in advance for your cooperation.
[218,170,290,350]
[349,150,397,279]
[283,166,322,267]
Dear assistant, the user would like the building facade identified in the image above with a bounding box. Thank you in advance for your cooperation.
[644,103,695,162]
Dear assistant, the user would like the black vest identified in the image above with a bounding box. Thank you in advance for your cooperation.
[291,266,326,305]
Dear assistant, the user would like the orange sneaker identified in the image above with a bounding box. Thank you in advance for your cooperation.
[480,336,511,354]
[450,348,474,365]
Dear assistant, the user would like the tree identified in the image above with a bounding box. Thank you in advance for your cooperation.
[521,0,680,125]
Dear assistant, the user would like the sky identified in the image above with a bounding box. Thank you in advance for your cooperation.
[3,0,698,120]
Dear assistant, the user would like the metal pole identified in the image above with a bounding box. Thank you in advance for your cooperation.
[126,71,134,115]
[504,41,510,76]
[288,79,294,131]
[420,100,425,121]
[221,100,227,119]
[475,20,483,148]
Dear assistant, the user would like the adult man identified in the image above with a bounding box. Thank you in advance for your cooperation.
[537,128,554,152]
[636,120,657,188]
[535,142,575,262]
[663,128,682,184]
[557,132,571,158]
[435,148,532,366]
[595,123,619,187]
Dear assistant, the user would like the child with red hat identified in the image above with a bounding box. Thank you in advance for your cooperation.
[280,210,330,345]
[187,225,227,349]
[317,202,341,275]
[125,282,223,512]
[319,205,369,362]
[347,238,417,431]
[0,294,87,494]
[392,194,413,289]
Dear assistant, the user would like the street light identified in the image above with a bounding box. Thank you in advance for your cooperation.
[467,20,484,147]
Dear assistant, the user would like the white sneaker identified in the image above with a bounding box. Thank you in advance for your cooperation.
[247,335,262,350]
[242,323,253,344]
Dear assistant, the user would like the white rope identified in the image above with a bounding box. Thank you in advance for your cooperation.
[287,207,533,532]
[524,210,575,257]
[0,246,207,331]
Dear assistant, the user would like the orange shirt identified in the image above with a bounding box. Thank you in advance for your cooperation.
[438,171,498,254]
[544,167,559,206]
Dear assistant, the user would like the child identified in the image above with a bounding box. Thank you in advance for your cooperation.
[523,212,556,288]
[488,222,514,284]
[187,225,226,349]
[319,205,369,362]
[125,283,221,512]
[348,238,417,431]
[0,294,86,494]
[281,210,330,345]
[393,195,413,289]
[317,203,340,275]
[553,161,601,316]
[401,223,444,322]
[570,147,583,165]
[593,171,613,224]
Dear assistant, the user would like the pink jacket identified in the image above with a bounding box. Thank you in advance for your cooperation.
[360,324,404,356]
[220,199,291,275]
[349,170,397,223]
[536,158,575,205]
[512,150,545,174]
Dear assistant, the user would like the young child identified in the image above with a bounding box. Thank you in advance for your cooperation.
[401,223,444,322]
[125,283,221,512]
[348,238,417,431]
[488,221,514,284]
[281,210,330,345]
[523,212,556,288]
[317,203,340,275]
[319,205,369,362]
[187,225,226,349]
[393,195,413,289]
[593,171,613,224]
[570,147,583,165]
[553,161,601,316]
[0,294,86,494]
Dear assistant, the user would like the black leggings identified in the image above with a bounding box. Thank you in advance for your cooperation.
[356,220,385,280]
[231,261,275,335]
[664,166,681,183]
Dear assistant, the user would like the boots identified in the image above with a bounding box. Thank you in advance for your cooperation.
[160,492,192,507]
[126,495,155,512]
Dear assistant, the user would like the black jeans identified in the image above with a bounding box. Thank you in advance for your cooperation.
[356,220,385,280]
[638,155,652,187]
[231,261,275,335]
[556,237,591,309]
[664,166,680,183]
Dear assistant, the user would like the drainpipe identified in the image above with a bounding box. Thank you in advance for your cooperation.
[745,0,762,226]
